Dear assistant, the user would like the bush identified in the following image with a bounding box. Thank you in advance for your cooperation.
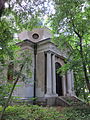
[0,105,90,120]
[0,105,64,120]
[64,106,90,120]
[0,83,12,106]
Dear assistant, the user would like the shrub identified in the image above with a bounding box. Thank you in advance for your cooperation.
[64,106,90,120]
[0,105,65,120]
[0,105,90,120]
[0,83,12,106]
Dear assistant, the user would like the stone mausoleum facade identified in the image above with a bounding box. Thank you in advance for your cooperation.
[14,27,75,101]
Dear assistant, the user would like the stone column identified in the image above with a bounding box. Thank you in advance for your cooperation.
[62,75,66,96]
[71,70,75,95]
[45,52,52,97]
[52,54,58,96]
[67,70,72,96]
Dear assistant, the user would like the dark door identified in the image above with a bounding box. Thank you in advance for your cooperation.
[55,62,63,96]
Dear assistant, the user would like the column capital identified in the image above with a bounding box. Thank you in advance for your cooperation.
[47,51,52,54]
[44,50,55,55]
[52,53,56,57]
[67,70,72,74]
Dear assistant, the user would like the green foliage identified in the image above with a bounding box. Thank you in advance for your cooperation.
[0,0,51,119]
[14,49,32,83]
[50,0,90,99]
[0,83,12,106]
[0,105,90,120]
[0,105,63,120]
[64,106,90,120]
[0,18,14,61]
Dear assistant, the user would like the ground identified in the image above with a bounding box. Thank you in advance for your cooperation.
[0,104,90,120]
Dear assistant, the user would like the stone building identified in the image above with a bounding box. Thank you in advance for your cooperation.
[14,27,75,105]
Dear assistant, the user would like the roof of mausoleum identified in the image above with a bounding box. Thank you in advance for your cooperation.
[17,27,71,59]
[18,27,52,43]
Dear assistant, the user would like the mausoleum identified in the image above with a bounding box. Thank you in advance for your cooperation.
[14,27,76,106]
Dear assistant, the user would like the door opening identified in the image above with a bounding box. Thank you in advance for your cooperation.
[55,62,63,96]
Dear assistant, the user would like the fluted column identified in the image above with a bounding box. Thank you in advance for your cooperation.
[67,70,72,96]
[52,54,58,96]
[45,52,52,97]
[71,70,75,95]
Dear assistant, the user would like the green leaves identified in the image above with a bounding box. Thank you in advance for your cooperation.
[50,0,90,99]
[0,83,13,106]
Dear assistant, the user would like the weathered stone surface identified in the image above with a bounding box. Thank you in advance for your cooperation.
[13,27,75,103]
[36,52,45,97]
[18,27,52,43]
[13,46,34,98]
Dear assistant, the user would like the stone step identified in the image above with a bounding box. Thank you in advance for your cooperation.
[34,96,86,107]
[60,96,85,106]
[56,97,70,106]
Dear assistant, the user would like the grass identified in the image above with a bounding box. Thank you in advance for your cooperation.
[0,105,90,120]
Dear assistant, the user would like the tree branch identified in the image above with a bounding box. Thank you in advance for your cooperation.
[0,61,26,120]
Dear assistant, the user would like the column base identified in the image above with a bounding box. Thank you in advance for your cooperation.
[66,92,74,96]
[45,93,58,97]
[52,93,58,97]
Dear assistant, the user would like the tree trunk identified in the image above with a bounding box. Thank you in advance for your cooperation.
[0,0,5,17]
[72,22,90,93]
[88,66,90,73]
[0,62,25,120]
[79,37,90,93]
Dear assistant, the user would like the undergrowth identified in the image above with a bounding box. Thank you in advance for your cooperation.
[0,105,90,120]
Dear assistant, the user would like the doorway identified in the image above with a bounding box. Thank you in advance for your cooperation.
[55,62,63,96]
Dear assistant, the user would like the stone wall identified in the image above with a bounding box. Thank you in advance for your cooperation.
[36,52,45,97]
[13,45,34,98]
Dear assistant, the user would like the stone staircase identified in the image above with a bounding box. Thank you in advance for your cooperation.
[35,96,85,107]
[56,96,86,106]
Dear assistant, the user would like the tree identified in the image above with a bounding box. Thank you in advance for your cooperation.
[0,0,5,17]
[50,0,90,94]
[0,49,32,120]
[0,0,52,119]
